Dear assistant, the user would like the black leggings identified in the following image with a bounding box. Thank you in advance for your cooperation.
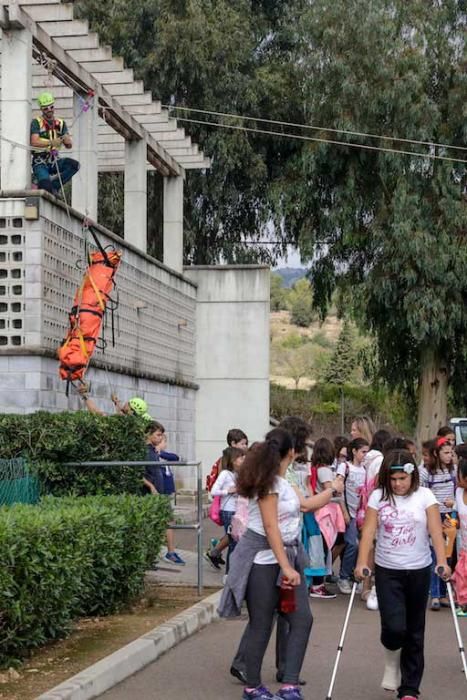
[244,563,312,687]
[375,564,431,699]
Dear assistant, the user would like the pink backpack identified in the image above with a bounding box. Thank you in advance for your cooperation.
[208,495,223,526]
[356,476,376,530]
[231,496,249,541]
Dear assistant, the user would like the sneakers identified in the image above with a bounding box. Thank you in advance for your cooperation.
[381,648,401,691]
[337,578,353,595]
[457,608,467,617]
[366,585,379,611]
[164,551,185,566]
[400,697,417,700]
[309,584,336,599]
[273,687,304,700]
[242,686,275,699]
[204,550,222,570]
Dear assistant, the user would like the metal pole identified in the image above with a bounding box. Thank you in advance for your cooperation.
[197,461,203,596]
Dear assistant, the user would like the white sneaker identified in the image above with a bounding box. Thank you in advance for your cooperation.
[381,648,401,691]
[337,578,353,595]
[367,585,379,611]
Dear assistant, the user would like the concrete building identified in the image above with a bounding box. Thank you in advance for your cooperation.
[0,0,270,473]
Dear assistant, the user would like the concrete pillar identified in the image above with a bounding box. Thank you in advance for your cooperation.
[0,27,33,190]
[163,175,184,273]
[71,93,98,219]
[124,138,147,252]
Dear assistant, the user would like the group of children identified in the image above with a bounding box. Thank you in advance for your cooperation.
[208,416,467,700]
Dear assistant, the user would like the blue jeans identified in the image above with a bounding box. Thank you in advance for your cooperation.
[340,517,358,580]
[220,509,236,574]
[32,157,80,193]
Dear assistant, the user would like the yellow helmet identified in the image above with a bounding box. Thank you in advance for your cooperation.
[37,92,55,109]
[128,397,148,416]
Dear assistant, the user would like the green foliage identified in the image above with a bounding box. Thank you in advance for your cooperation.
[0,412,147,496]
[311,332,334,350]
[280,332,308,349]
[270,383,414,435]
[324,321,357,385]
[270,273,290,311]
[75,0,306,264]
[0,494,171,667]
[281,0,467,420]
[287,279,314,327]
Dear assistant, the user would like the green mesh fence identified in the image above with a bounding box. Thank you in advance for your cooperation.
[0,459,40,506]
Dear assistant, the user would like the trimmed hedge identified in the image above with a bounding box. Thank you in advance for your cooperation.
[0,494,171,667]
[0,411,147,496]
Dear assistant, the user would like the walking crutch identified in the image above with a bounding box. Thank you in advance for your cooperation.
[325,568,370,699]
[437,566,467,681]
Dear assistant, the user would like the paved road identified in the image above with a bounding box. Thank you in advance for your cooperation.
[99,592,466,700]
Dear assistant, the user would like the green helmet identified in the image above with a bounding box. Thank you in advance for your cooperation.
[37,92,55,109]
[141,412,153,421]
[128,397,148,416]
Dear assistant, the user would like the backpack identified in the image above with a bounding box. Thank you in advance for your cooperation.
[356,476,376,530]
[208,495,223,526]
[231,496,249,541]
[206,457,221,492]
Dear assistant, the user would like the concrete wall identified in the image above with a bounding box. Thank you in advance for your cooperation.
[184,265,270,476]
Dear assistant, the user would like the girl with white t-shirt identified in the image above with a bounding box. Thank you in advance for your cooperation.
[210,446,245,573]
[356,449,450,700]
[337,437,369,595]
[219,428,342,700]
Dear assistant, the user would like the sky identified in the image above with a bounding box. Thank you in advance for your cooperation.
[273,245,303,270]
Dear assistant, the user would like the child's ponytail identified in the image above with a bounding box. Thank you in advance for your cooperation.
[237,428,293,499]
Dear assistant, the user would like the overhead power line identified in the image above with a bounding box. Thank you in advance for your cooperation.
[165,105,467,154]
[171,116,467,165]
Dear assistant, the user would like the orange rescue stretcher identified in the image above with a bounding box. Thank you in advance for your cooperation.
[58,230,121,393]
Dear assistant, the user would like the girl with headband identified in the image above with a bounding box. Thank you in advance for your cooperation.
[355,449,450,700]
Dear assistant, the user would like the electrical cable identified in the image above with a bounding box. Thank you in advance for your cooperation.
[172,117,467,164]
[165,104,467,154]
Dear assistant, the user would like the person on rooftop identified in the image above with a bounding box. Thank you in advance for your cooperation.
[30,92,80,195]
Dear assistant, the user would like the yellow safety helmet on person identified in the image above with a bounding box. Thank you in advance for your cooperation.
[37,92,55,109]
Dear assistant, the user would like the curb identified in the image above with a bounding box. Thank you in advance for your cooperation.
[35,589,222,700]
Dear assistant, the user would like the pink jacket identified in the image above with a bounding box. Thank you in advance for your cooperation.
[452,551,467,606]
[315,503,346,550]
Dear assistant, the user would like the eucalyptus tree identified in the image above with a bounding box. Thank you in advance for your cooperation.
[278,0,467,438]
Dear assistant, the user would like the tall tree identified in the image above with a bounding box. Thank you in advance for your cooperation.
[75,0,305,263]
[277,0,467,439]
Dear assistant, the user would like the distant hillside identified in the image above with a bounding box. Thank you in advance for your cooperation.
[274,267,308,288]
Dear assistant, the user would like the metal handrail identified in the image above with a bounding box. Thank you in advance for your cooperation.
[63,460,204,595]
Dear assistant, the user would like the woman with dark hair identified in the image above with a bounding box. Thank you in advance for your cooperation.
[219,428,341,700]
[356,449,450,700]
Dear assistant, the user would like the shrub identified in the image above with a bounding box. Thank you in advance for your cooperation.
[0,494,171,667]
[0,412,147,496]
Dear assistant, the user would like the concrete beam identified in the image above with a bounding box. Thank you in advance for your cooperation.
[150,128,186,142]
[24,3,74,21]
[79,59,124,73]
[91,69,134,84]
[105,82,145,96]
[114,93,153,106]
[144,120,178,132]
[126,104,164,116]
[38,19,89,36]
[67,47,113,62]
[54,32,99,49]
[179,158,211,170]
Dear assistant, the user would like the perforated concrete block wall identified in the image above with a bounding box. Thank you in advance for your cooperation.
[0,197,196,383]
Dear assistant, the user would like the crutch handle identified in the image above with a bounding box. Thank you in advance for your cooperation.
[436,565,451,581]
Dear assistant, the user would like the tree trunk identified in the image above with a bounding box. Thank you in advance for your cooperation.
[416,348,448,444]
